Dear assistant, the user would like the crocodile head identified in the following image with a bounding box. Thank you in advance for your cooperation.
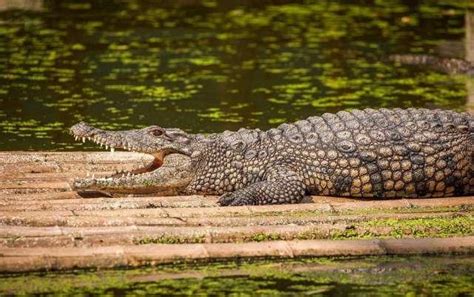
[69,122,195,195]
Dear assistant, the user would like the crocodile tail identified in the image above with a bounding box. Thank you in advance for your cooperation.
[389,54,437,66]
[390,54,474,75]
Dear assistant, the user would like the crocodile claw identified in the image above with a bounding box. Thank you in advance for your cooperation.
[217,192,253,206]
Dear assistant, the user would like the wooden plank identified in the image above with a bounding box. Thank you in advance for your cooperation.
[3,195,472,212]
[0,151,472,273]
[0,212,466,248]
[0,237,472,272]
[0,151,151,164]
[0,196,472,228]
[1,197,470,220]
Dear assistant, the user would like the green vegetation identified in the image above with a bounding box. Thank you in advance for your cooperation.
[128,214,474,245]
[134,235,206,245]
[331,215,473,239]
[247,232,282,242]
[256,204,473,218]
[0,0,471,149]
[0,256,472,295]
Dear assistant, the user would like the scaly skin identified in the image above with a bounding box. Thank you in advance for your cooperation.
[70,108,474,206]
[389,54,474,75]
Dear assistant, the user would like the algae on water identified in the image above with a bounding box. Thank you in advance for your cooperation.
[0,0,471,150]
[0,256,472,296]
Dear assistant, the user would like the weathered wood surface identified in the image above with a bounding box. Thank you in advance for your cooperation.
[0,151,473,272]
[2,237,473,273]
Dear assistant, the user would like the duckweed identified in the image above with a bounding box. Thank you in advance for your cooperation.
[0,0,472,150]
[0,256,472,295]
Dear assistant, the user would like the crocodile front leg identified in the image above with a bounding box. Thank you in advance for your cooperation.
[217,166,306,206]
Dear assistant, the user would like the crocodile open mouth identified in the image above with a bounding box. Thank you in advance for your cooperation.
[69,123,164,181]
[69,122,194,196]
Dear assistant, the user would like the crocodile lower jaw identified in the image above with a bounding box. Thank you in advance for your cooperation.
[72,132,165,179]
[69,129,193,195]
[71,153,192,195]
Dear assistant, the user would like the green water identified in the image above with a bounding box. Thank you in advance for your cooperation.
[1,256,473,296]
[0,0,472,150]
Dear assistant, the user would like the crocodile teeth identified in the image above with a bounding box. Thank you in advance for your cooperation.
[110,147,115,153]
[105,145,109,150]
[82,137,86,143]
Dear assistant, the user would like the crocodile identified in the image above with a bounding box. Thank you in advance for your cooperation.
[70,108,474,206]
[389,54,474,75]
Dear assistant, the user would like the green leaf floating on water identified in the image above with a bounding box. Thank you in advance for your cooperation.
[189,57,220,66]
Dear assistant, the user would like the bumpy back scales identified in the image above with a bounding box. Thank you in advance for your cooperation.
[186,108,473,201]
[294,108,473,198]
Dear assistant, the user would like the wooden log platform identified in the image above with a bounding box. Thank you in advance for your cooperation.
[0,151,473,273]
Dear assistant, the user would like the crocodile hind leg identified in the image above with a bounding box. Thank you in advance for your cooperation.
[217,167,306,206]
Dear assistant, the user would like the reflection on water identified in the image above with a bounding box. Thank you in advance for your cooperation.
[0,255,473,295]
[0,0,43,12]
[466,10,474,111]
[0,0,472,150]
[466,10,474,63]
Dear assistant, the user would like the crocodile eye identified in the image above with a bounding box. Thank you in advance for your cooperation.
[148,127,165,137]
